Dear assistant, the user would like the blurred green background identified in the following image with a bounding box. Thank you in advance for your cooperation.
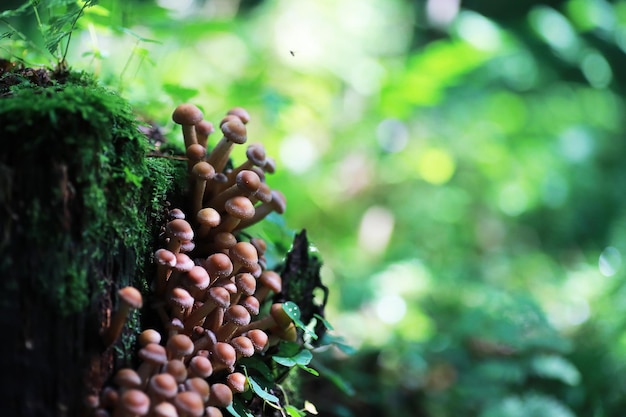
[4,0,626,415]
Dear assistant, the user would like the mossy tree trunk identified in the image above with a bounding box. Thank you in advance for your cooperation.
[0,72,180,417]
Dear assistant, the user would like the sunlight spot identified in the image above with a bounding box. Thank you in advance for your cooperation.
[417,148,455,185]
[529,6,579,61]
[454,11,503,51]
[599,246,621,277]
[581,50,612,88]
[559,127,593,162]
[157,0,194,15]
[376,119,408,153]
[348,58,385,95]
[376,294,407,324]
[358,206,395,255]
[498,183,528,216]
[279,134,318,174]
[426,0,460,28]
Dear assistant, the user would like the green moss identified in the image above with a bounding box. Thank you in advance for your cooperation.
[0,72,185,316]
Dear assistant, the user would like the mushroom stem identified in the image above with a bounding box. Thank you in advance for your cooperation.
[206,119,247,173]
[102,287,143,346]
[235,190,286,231]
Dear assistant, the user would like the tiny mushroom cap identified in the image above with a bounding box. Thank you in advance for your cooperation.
[169,208,186,220]
[214,196,255,233]
[114,368,142,389]
[138,343,168,370]
[230,335,255,357]
[183,286,231,332]
[148,373,178,400]
[153,402,178,417]
[166,333,195,360]
[195,119,215,148]
[188,355,213,379]
[208,170,261,209]
[216,304,251,341]
[249,237,267,257]
[172,103,204,126]
[208,383,233,408]
[226,107,251,124]
[182,266,211,299]
[119,389,150,417]
[236,190,286,230]
[102,286,143,346]
[239,295,260,316]
[196,207,221,237]
[211,342,237,372]
[191,161,216,214]
[172,103,204,149]
[165,219,194,254]
[138,329,162,347]
[210,232,237,253]
[169,287,195,319]
[246,329,269,352]
[203,253,234,283]
[155,249,177,268]
[163,359,188,384]
[184,377,211,403]
[226,372,249,393]
[254,270,282,304]
[207,119,248,173]
[205,406,224,417]
[174,391,204,417]
[229,241,258,273]
[270,302,294,329]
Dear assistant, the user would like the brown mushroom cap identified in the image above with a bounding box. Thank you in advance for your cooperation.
[119,389,150,416]
[223,304,251,327]
[239,295,260,316]
[205,406,224,417]
[212,342,236,372]
[183,266,211,295]
[229,242,258,270]
[197,208,220,228]
[155,249,177,268]
[172,103,203,126]
[204,253,234,281]
[148,373,178,400]
[208,383,233,408]
[138,329,161,347]
[166,333,194,359]
[163,359,188,383]
[226,107,251,124]
[118,286,143,310]
[259,270,282,294]
[168,208,186,220]
[114,368,142,389]
[185,377,211,403]
[234,273,256,296]
[174,391,204,417]
[230,335,255,357]
[138,343,168,366]
[195,119,215,136]
[188,355,213,378]
[224,196,255,220]
[226,372,248,393]
[153,402,178,417]
[246,329,269,352]
[192,161,215,181]
[220,119,247,145]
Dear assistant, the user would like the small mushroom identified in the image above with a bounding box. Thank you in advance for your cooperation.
[196,207,220,239]
[184,378,211,404]
[206,118,247,173]
[187,355,213,379]
[235,190,286,230]
[154,249,177,296]
[233,303,292,337]
[230,335,255,358]
[147,373,178,404]
[184,286,231,332]
[165,219,194,254]
[226,372,249,394]
[195,119,215,149]
[207,383,233,408]
[172,103,204,149]
[228,241,259,275]
[166,333,194,361]
[207,170,261,210]
[136,343,168,386]
[101,286,143,346]
[115,389,150,417]
[210,196,255,234]
[190,161,215,216]
[254,270,282,304]
[245,329,269,352]
[215,304,251,342]
[173,391,204,417]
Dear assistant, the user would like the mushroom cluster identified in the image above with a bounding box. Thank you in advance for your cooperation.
[93,105,294,417]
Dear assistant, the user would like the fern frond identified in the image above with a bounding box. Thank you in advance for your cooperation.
[0,1,33,20]
[529,354,581,386]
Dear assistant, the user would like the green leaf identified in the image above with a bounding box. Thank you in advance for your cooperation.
[226,400,254,417]
[530,354,581,386]
[297,364,320,376]
[313,313,334,330]
[283,301,317,340]
[248,376,280,404]
[284,405,306,417]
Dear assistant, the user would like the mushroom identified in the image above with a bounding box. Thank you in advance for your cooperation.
[235,190,286,230]
[113,368,142,392]
[239,295,260,316]
[181,265,211,301]
[226,107,250,124]
[136,343,168,386]
[147,373,178,404]
[228,241,259,275]
[226,372,249,394]
[195,119,215,149]
[154,249,177,296]
[186,143,206,172]
[168,287,195,321]
[152,402,178,417]
[233,303,292,337]
[207,170,261,210]
[210,196,255,235]
[190,161,215,216]
[205,406,224,417]
[115,389,150,417]
[210,342,237,373]
[254,270,282,304]
[164,253,195,296]
[184,286,231,332]
[231,272,256,305]
[215,304,251,342]
[207,383,233,408]
[187,355,213,379]
[196,207,220,239]
[184,378,211,404]
[226,144,266,186]
[172,103,203,149]
[173,391,204,417]
[230,335,255,358]
[102,286,143,346]
[162,359,188,384]
[166,334,194,361]
[137,329,161,347]
[202,253,234,284]
[245,329,269,352]
[165,219,194,254]
[206,118,247,173]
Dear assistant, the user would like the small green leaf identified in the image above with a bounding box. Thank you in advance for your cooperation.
[298,364,320,376]
[273,356,297,367]
[248,376,280,404]
[313,314,334,330]
[284,405,306,417]
[283,301,317,340]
